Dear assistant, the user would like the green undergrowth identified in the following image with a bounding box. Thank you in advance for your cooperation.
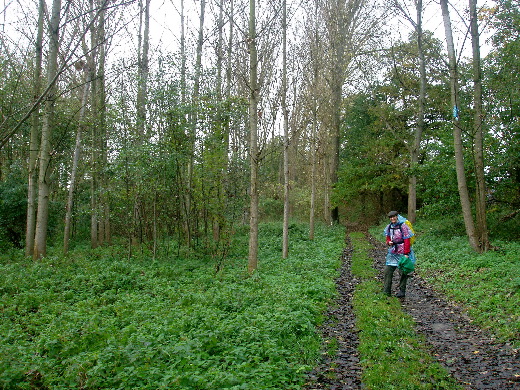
[349,233,463,390]
[370,220,520,348]
[0,223,345,390]
[414,237,520,347]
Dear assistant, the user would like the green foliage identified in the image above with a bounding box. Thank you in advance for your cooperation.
[335,93,409,223]
[0,223,344,389]
[335,26,520,225]
[484,0,520,212]
[0,167,27,249]
[486,210,520,241]
[414,236,520,346]
[335,29,452,222]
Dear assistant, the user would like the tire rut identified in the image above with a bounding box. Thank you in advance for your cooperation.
[305,233,520,390]
[305,237,362,389]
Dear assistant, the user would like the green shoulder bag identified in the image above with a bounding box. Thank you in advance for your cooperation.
[398,255,414,275]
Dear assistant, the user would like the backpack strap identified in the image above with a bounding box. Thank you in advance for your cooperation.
[389,223,404,244]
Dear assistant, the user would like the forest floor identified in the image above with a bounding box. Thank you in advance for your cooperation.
[304,232,520,390]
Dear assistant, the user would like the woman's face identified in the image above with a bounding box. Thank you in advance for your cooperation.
[389,215,398,223]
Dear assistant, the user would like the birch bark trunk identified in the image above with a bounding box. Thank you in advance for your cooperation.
[25,0,44,257]
[282,0,290,259]
[248,0,259,273]
[34,0,62,259]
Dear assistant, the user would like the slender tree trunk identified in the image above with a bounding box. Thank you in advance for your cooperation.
[213,0,226,243]
[136,0,150,141]
[324,0,366,225]
[282,0,289,259]
[90,0,99,249]
[226,0,234,155]
[212,0,227,243]
[34,0,61,260]
[178,0,191,245]
[97,2,110,245]
[183,0,206,248]
[25,0,44,257]
[180,0,186,103]
[64,64,90,254]
[407,0,425,224]
[330,81,341,225]
[309,0,319,240]
[226,0,233,99]
[248,0,259,273]
[440,0,479,251]
[129,0,150,250]
[95,2,105,246]
[216,0,224,100]
[309,118,317,239]
[323,156,331,225]
[469,0,489,251]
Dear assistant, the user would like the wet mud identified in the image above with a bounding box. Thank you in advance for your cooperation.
[305,234,520,390]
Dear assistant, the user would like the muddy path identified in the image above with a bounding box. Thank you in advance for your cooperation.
[305,233,520,390]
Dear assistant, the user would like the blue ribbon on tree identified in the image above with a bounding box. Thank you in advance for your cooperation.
[453,105,459,120]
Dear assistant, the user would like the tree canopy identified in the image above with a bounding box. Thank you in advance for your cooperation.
[0,0,518,256]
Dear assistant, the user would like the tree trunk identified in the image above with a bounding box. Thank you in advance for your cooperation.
[128,0,150,251]
[180,0,186,104]
[184,0,206,248]
[282,0,289,259]
[248,0,259,273]
[309,0,319,240]
[323,155,331,225]
[25,0,44,257]
[33,0,61,260]
[407,0,425,224]
[323,0,367,225]
[216,0,224,100]
[64,64,90,254]
[136,0,150,142]
[90,0,99,249]
[97,1,110,245]
[212,0,229,244]
[330,76,342,225]
[226,0,234,98]
[469,0,489,251]
[178,0,191,245]
[440,0,479,251]
[309,119,317,240]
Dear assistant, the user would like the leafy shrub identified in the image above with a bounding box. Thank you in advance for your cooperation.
[0,169,27,249]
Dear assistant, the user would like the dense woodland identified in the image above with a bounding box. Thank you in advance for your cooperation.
[1,1,520,388]
[0,0,518,267]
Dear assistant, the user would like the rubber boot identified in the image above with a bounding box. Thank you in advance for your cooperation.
[396,273,408,298]
[383,265,396,296]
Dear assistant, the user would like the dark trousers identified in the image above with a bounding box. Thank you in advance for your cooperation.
[383,265,408,296]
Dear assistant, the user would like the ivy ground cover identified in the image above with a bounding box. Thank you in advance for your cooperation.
[0,223,345,389]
